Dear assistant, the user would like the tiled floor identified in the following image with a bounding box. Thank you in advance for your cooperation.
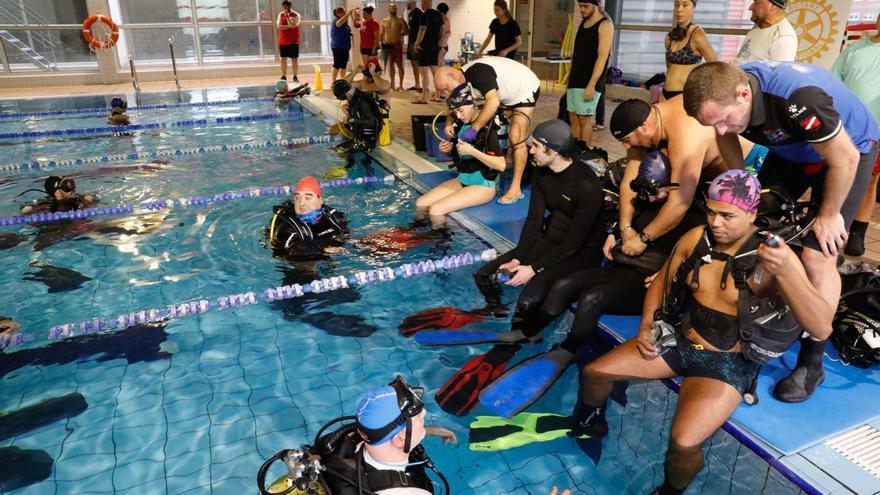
[1,73,877,265]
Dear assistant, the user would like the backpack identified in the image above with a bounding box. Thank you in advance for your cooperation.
[831,267,880,368]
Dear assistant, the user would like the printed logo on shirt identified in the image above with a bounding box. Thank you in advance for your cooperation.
[763,128,790,143]
[562,194,572,201]
[799,115,822,131]
[788,105,807,118]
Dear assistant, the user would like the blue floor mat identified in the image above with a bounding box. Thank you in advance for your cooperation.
[417,170,529,244]
[598,314,880,455]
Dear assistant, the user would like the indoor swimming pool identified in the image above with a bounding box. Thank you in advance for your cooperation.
[0,87,807,494]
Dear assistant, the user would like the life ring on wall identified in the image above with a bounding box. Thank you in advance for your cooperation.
[82,14,119,50]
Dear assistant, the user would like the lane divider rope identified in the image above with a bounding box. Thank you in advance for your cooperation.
[0,96,276,120]
[0,133,337,174]
[0,111,304,140]
[0,249,498,350]
[1,174,393,228]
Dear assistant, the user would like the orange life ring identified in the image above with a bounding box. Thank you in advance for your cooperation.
[82,14,119,50]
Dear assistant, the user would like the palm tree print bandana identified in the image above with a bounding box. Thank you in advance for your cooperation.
[707,169,761,212]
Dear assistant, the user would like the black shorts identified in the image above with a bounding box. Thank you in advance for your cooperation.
[360,47,376,56]
[332,48,350,69]
[418,45,440,67]
[505,88,541,109]
[279,44,299,59]
[757,141,878,251]
[660,338,761,397]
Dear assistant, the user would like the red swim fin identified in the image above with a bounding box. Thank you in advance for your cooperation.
[435,344,521,416]
[398,307,485,337]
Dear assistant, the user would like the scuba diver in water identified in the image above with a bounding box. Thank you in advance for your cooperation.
[415,83,505,229]
[107,96,130,126]
[257,376,456,495]
[266,176,349,259]
[19,176,97,215]
[331,77,389,153]
[275,79,312,101]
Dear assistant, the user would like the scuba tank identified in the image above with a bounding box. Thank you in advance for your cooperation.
[378,100,391,146]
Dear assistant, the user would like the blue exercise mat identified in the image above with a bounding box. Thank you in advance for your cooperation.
[597,314,880,455]
[416,170,529,244]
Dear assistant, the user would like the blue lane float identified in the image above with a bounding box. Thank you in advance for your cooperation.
[0,111,305,140]
[0,249,498,349]
[0,175,394,228]
[0,96,276,120]
[0,133,336,174]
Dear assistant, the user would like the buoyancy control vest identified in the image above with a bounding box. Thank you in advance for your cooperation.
[316,423,435,495]
[665,227,802,363]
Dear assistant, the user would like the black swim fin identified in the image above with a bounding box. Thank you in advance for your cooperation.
[435,344,521,416]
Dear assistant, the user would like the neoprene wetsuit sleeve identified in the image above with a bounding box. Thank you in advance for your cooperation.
[508,173,546,261]
[529,174,602,273]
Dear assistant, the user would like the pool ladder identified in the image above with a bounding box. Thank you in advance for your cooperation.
[128,38,181,93]
[128,55,139,92]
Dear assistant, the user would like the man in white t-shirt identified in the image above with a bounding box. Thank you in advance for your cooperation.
[434,57,541,205]
[734,0,798,64]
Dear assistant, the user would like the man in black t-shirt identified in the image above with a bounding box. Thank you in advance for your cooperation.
[412,0,443,103]
[405,0,423,91]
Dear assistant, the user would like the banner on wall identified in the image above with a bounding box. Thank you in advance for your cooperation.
[787,0,853,69]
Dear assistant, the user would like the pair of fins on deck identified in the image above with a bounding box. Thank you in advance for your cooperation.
[398,306,576,419]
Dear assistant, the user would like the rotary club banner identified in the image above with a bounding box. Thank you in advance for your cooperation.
[787,0,853,69]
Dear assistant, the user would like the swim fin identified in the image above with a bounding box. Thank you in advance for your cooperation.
[398,306,486,337]
[435,344,521,416]
[414,328,538,346]
[479,346,576,418]
[468,412,588,451]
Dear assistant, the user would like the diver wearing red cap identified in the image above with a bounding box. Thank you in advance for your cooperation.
[265,176,348,258]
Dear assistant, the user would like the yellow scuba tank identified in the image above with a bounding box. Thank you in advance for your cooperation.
[378,102,391,146]
[265,475,328,494]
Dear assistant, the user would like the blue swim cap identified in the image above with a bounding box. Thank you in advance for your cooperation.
[110,96,126,109]
[637,150,671,184]
[356,386,406,445]
[275,80,288,92]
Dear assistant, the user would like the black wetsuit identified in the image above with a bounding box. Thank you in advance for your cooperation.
[266,202,348,260]
[548,202,705,352]
[474,159,605,322]
[451,123,503,186]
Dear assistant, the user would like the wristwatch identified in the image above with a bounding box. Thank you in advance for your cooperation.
[639,231,653,245]
[620,225,633,233]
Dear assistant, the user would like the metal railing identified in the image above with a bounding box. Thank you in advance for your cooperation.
[169,37,180,89]
[129,55,139,91]
[0,2,58,71]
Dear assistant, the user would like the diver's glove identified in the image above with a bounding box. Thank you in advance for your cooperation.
[460,127,478,143]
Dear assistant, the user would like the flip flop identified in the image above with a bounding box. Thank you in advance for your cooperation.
[496,192,525,205]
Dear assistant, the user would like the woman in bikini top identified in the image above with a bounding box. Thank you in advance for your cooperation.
[663,0,716,100]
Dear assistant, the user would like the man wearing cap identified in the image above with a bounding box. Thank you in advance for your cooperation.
[608,97,728,260]
[434,57,541,205]
[266,176,348,259]
[733,0,798,64]
[572,170,833,495]
[683,61,880,402]
[318,377,456,494]
[20,175,97,215]
[472,119,606,332]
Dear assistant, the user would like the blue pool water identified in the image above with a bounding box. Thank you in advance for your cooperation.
[0,88,806,495]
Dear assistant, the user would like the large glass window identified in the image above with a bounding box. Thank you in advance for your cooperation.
[196,0,271,22]
[1,29,95,71]
[2,0,89,25]
[117,27,198,64]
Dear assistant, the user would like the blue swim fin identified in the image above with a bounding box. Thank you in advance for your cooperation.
[479,346,576,418]
[414,328,533,346]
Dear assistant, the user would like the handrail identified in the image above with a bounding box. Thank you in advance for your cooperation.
[169,37,180,89]
[0,5,56,48]
[129,55,140,92]
[16,1,56,28]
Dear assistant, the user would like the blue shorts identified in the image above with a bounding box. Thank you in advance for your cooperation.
[566,88,602,117]
[459,171,496,189]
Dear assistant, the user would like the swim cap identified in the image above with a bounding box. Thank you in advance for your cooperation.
[446,83,474,109]
[294,176,322,197]
[110,96,127,110]
[275,80,288,92]
[528,119,578,154]
[44,176,63,196]
[637,150,671,183]
[356,386,407,445]
[332,79,352,100]
[610,99,651,139]
[707,170,762,212]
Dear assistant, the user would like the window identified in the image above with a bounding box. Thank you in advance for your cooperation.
[0,0,97,72]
